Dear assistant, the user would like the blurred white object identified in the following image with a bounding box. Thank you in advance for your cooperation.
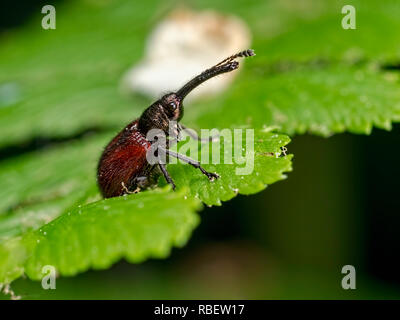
[123,8,252,101]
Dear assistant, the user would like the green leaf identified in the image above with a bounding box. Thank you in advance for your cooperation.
[0,188,97,241]
[0,0,154,148]
[1,0,400,149]
[251,0,400,63]
[167,130,292,205]
[0,189,201,283]
[0,129,292,215]
[187,64,400,137]
[0,134,108,215]
[0,129,292,283]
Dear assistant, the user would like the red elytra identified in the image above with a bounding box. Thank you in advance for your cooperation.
[97,49,255,198]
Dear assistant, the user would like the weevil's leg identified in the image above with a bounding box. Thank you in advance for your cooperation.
[158,162,176,190]
[166,122,183,148]
[127,164,158,193]
[167,135,180,148]
[121,182,140,194]
[159,147,219,181]
[121,182,133,194]
[180,124,219,143]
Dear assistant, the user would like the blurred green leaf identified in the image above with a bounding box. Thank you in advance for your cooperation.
[188,64,400,136]
[1,0,400,149]
[0,134,108,215]
[251,0,400,63]
[0,188,96,241]
[0,0,154,148]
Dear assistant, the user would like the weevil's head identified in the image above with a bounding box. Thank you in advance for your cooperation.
[160,92,184,122]
[138,92,183,136]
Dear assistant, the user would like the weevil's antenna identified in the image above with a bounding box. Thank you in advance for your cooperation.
[213,49,255,67]
[176,49,255,100]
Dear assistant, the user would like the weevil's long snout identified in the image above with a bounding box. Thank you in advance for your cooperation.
[176,49,255,100]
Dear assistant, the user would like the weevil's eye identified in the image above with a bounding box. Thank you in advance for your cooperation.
[169,102,177,110]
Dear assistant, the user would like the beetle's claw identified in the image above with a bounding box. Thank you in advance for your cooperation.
[206,172,220,181]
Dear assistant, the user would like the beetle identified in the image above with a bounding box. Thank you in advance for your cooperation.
[97,49,255,198]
